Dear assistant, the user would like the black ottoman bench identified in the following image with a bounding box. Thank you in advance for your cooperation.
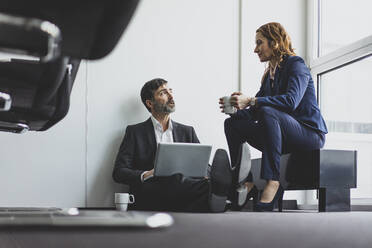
[250,149,357,212]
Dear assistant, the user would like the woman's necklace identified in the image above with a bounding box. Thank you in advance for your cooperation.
[269,64,277,79]
[269,63,277,88]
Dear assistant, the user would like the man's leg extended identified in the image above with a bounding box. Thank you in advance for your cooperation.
[132,174,210,212]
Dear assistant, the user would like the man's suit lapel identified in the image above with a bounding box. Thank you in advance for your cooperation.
[171,120,180,142]
[145,118,157,153]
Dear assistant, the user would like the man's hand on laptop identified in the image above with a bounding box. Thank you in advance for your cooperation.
[143,169,154,181]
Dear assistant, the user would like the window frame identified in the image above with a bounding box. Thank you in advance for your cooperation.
[305,0,372,206]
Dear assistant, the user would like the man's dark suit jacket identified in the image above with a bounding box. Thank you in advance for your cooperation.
[113,118,200,189]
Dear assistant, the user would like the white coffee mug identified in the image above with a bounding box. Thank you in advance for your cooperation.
[222,96,237,114]
[114,193,135,211]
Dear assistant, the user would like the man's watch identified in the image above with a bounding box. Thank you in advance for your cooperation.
[250,97,256,106]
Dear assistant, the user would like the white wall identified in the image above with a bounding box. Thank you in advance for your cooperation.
[0,0,307,207]
[86,0,240,207]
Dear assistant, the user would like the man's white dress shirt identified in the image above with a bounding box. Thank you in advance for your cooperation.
[140,115,174,182]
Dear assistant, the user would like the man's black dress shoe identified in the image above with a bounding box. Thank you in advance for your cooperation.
[209,149,232,212]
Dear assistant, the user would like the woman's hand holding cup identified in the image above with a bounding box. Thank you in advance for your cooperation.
[219,95,237,114]
[220,92,252,114]
[230,93,251,110]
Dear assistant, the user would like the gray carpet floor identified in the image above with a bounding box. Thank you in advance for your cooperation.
[169,211,372,248]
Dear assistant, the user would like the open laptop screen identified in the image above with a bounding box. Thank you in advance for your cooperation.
[154,143,212,177]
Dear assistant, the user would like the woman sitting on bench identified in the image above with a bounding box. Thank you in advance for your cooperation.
[220,22,328,212]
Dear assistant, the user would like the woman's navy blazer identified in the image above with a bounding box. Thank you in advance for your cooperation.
[237,55,328,134]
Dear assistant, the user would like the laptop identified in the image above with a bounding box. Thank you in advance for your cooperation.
[154,142,212,177]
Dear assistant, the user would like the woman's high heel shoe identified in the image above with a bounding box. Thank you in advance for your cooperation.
[254,185,284,212]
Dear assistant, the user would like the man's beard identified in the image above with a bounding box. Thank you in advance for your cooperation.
[153,100,175,114]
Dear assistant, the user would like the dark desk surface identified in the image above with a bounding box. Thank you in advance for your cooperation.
[0,211,372,248]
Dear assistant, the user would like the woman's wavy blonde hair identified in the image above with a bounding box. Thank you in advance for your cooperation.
[256,22,296,66]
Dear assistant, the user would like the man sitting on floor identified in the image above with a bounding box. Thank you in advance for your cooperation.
[112,78,250,212]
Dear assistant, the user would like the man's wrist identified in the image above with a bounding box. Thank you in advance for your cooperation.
[141,170,154,182]
[140,171,147,182]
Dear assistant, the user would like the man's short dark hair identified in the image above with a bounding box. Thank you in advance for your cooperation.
[140,78,168,112]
